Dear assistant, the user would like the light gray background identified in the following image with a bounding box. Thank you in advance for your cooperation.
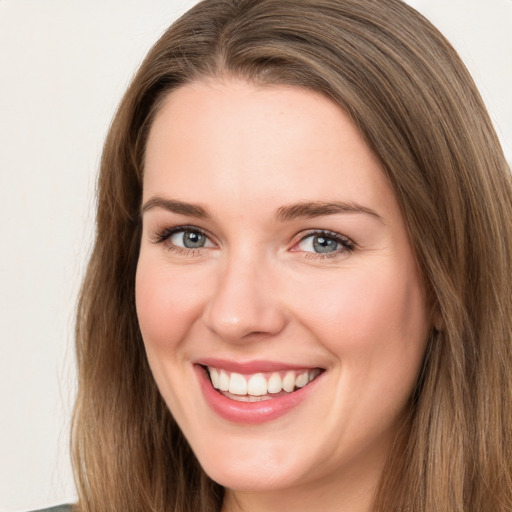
[1,1,510,510]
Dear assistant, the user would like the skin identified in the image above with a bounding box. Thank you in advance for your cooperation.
[136,78,431,512]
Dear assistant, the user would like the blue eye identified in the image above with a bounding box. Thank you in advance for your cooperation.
[170,229,209,249]
[296,232,353,255]
[154,226,215,252]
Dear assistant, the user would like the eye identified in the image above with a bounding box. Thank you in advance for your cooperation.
[170,229,212,249]
[294,231,354,256]
[153,226,216,253]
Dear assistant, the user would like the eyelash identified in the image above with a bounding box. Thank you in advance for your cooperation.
[296,229,355,259]
[152,225,356,259]
[152,225,212,256]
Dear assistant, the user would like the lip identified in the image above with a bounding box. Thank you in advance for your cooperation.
[194,362,324,424]
[195,357,319,374]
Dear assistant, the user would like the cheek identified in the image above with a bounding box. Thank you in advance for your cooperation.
[286,260,429,376]
[285,262,429,448]
[135,257,207,351]
[135,256,209,423]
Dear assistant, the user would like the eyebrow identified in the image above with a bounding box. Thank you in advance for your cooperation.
[141,197,382,222]
[141,197,210,218]
[275,201,383,222]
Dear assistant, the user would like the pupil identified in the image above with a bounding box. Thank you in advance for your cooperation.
[183,231,205,248]
[313,236,337,253]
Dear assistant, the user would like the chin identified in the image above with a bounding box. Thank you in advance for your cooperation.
[203,461,301,492]
[190,434,316,492]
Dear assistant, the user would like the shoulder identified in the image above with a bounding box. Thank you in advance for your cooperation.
[30,506,73,512]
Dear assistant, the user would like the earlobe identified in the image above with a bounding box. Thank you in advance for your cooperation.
[431,306,444,332]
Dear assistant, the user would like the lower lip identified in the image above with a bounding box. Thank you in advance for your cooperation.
[195,365,322,424]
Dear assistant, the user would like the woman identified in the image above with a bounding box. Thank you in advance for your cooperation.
[51,0,512,510]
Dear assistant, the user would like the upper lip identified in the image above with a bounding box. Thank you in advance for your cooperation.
[195,357,323,374]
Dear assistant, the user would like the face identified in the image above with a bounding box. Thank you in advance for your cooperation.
[136,79,430,504]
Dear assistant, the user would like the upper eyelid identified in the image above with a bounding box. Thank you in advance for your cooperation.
[293,229,354,245]
[151,225,212,247]
[157,224,212,239]
[153,226,217,255]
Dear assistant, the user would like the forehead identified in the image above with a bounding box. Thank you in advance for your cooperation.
[143,79,397,219]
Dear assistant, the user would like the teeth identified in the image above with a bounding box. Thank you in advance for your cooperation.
[282,371,295,392]
[218,370,230,391]
[295,371,309,388]
[209,367,219,388]
[228,372,247,395]
[309,368,320,381]
[267,372,282,394]
[247,373,267,396]
[207,366,321,397]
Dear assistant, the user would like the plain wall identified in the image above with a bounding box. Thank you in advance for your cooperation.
[0,1,510,510]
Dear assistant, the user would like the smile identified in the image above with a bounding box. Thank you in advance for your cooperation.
[206,366,322,401]
[195,361,325,424]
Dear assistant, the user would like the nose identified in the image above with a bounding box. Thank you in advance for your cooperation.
[202,254,287,343]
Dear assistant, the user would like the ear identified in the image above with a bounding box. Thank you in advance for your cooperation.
[431,305,444,332]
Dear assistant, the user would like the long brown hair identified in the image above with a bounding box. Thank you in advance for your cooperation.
[72,0,512,510]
